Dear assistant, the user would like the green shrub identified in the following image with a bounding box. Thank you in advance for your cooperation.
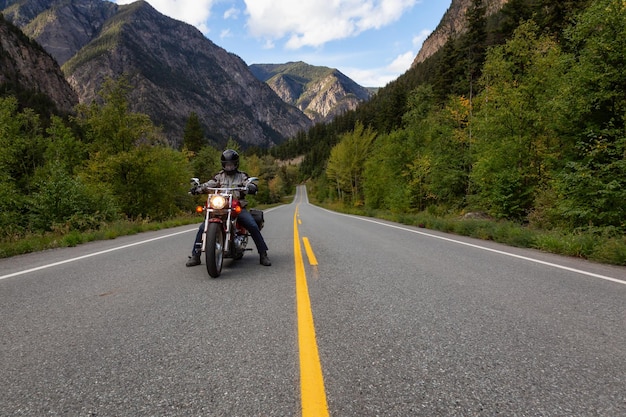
[590,237,626,265]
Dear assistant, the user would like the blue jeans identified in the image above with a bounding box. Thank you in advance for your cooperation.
[192,209,268,255]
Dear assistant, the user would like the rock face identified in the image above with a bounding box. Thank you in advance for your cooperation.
[250,62,373,124]
[0,14,78,113]
[412,0,508,66]
[2,0,118,66]
[2,0,312,148]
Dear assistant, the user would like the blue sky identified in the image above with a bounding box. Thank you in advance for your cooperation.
[112,0,451,87]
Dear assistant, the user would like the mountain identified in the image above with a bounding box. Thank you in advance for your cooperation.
[250,62,373,124]
[0,13,77,114]
[2,0,312,148]
[412,0,508,66]
[2,0,119,66]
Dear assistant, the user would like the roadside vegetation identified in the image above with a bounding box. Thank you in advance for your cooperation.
[0,77,299,259]
[309,196,626,266]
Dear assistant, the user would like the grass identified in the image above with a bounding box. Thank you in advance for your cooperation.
[311,201,626,267]
[0,215,200,259]
[0,199,289,259]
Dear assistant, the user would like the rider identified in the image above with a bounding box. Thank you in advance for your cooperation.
[187,149,271,267]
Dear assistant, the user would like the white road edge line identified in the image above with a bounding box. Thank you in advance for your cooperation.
[0,207,283,281]
[0,228,196,281]
[320,207,626,286]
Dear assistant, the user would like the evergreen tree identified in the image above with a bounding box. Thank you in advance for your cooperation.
[183,112,205,152]
[458,0,488,97]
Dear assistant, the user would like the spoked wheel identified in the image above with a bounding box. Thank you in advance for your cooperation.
[205,222,224,278]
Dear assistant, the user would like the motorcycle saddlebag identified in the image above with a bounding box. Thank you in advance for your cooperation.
[250,209,264,230]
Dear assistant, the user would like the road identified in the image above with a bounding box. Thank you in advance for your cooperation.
[2,185,625,416]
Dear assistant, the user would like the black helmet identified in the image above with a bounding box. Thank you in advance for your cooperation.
[221,149,239,173]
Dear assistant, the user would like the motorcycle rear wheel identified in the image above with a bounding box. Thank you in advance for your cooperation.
[206,222,224,278]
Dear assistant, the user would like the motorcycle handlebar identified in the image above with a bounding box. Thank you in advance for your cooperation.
[189,177,257,194]
[204,186,248,192]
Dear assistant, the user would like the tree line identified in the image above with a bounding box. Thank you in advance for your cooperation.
[0,77,297,243]
[276,0,624,234]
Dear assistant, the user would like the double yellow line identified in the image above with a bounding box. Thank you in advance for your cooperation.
[293,204,329,417]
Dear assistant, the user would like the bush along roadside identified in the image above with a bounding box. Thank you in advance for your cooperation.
[311,202,626,267]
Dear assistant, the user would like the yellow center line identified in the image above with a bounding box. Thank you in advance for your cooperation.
[294,204,329,417]
[302,237,318,266]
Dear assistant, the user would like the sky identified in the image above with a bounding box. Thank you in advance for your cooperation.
[111,0,451,87]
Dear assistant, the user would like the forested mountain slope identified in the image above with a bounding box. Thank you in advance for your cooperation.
[276,0,626,236]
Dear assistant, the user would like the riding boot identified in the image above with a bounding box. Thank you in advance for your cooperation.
[186,253,201,267]
[260,252,271,266]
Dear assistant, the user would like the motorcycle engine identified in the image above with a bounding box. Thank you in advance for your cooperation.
[234,235,247,250]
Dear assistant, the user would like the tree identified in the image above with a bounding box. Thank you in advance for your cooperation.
[30,161,119,232]
[74,77,191,220]
[470,21,566,219]
[458,0,488,97]
[0,171,27,239]
[550,0,626,229]
[0,96,45,189]
[73,76,165,155]
[81,145,190,220]
[326,122,377,204]
[44,116,87,174]
[183,112,205,152]
[190,146,222,183]
[426,95,473,209]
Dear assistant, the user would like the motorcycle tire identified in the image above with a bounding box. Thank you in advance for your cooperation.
[206,222,224,278]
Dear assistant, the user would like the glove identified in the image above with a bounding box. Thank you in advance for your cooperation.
[246,183,258,195]
[189,186,201,195]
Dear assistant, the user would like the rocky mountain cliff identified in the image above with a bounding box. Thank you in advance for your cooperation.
[250,62,372,124]
[2,0,312,148]
[412,0,508,66]
[2,0,119,66]
[0,13,77,113]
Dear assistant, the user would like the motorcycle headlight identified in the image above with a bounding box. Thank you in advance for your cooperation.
[210,195,227,209]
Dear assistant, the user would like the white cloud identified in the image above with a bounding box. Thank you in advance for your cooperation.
[243,0,418,49]
[112,1,422,55]
[224,7,240,20]
[220,28,232,39]
[342,47,419,87]
[383,29,433,78]
[388,50,415,73]
[412,28,431,49]
[345,27,430,87]
[343,67,395,88]
[113,0,218,34]
[262,39,275,50]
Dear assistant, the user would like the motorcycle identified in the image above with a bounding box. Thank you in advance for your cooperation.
[190,177,264,278]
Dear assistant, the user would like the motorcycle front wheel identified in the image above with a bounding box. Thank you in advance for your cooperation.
[205,222,224,278]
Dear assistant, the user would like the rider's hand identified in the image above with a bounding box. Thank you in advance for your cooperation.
[246,183,258,195]
[190,186,201,195]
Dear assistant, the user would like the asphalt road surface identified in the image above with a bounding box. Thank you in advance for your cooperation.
[2,185,625,416]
